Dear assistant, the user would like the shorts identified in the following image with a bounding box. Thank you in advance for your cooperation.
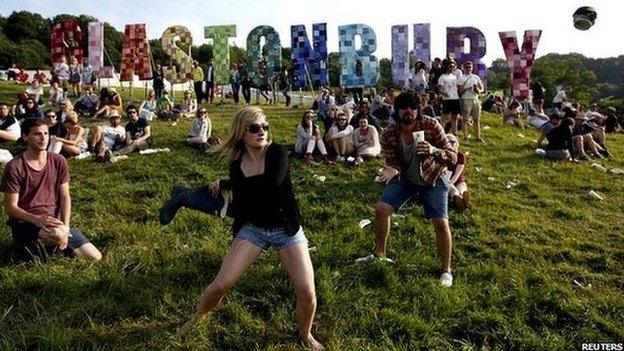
[460,99,481,120]
[380,174,450,219]
[442,99,461,115]
[8,220,90,259]
[236,224,307,250]
[545,149,570,160]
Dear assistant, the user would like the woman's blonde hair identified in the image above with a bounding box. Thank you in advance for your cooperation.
[212,106,269,162]
[64,111,79,125]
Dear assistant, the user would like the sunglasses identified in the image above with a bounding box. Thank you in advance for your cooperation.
[199,110,207,114]
[128,111,138,114]
[247,123,269,134]
[46,114,56,118]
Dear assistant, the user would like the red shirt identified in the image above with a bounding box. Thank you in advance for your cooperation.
[0,153,69,218]
[454,152,467,184]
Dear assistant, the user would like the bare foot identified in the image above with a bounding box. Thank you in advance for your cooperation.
[179,318,197,338]
[301,334,325,351]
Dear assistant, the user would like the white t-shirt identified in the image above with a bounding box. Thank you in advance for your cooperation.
[438,74,459,100]
[102,125,126,149]
[553,90,566,103]
[0,117,21,140]
[457,74,482,100]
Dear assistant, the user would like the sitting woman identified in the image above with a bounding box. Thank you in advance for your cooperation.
[187,108,214,152]
[502,101,524,128]
[48,111,87,157]
[352,116,381,166]
[156,90,174,119]
[96,87,123,118]
[159,106,324,350]
[446,134,471,210]
[325,109,354,162]
[48,81,64,106]
[296,109,335,166]
[139,90,157,121]
[180,90,198,118]
[537,116,576,161]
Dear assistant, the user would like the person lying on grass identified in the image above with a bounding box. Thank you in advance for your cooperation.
[1,119,101,262]
[160,106,325,350]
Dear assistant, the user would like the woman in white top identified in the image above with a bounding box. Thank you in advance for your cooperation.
[139,90,157,121]
[180,90,198,118]
[295,110,335,166]
[352,116,381,165]
[187,108,213,152]
[54,55,70,92]
[48,111,87,156]
[325,109,354,162]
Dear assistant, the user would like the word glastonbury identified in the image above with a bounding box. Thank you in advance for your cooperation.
[53,21,541,100]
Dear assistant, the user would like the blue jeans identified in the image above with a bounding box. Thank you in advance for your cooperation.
[236,224,307,250]
[380,173,450,219]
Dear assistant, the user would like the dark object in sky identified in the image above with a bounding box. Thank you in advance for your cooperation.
[573,6,597,30]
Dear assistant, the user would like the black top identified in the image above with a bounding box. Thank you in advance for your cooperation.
[125,118,149,140]
[546,124,574,157]
[220,143,302,236]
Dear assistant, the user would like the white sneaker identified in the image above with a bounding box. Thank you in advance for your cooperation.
[336,156,345,162]
[440,272,453,287]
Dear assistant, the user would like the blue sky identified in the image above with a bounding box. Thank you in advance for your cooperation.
[1,0,622,64]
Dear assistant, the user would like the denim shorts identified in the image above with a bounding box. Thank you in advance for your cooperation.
[236,224,307,250]
[380,174,450,219]
[8,220,90,259]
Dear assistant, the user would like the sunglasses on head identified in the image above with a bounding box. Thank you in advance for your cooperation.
[247,123,269,134]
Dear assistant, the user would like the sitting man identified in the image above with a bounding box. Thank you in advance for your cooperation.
[0,102,20,143]
[118,105,151,155]
[0,119,101,261]
[74,85,99,116]
[357,92,457,287]
[89,113,126,162]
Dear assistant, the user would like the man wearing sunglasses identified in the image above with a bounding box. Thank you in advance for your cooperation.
[358,92,457,287]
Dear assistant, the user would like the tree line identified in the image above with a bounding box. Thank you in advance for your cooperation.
[1,11,622,109]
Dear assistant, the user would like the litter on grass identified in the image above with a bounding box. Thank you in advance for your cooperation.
[313,174,326,182]
[590,163,607,172]
[358,219,372,228]
[587,190,603,201]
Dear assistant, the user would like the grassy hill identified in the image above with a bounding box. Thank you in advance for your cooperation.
[0,81,623,350]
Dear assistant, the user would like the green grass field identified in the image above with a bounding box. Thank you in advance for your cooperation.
[0,81,623,350]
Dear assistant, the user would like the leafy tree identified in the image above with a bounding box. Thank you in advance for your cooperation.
[486,58,510,92]
[328,52,340,87]
[0,32,17,68]
[3,11,49,44]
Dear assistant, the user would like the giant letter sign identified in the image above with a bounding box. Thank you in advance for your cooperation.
[447,27,487,89]
[290,23,328,88]
[162,26,194,84]
[204,25,237,85]
[499,30,542,101]
[339,24,379,88]
[391,25,408,87]
[246,26,282,88]
[88,22,113,78]
[413,24,431,68]
[51,20,83,64]
[120,24,153,81]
